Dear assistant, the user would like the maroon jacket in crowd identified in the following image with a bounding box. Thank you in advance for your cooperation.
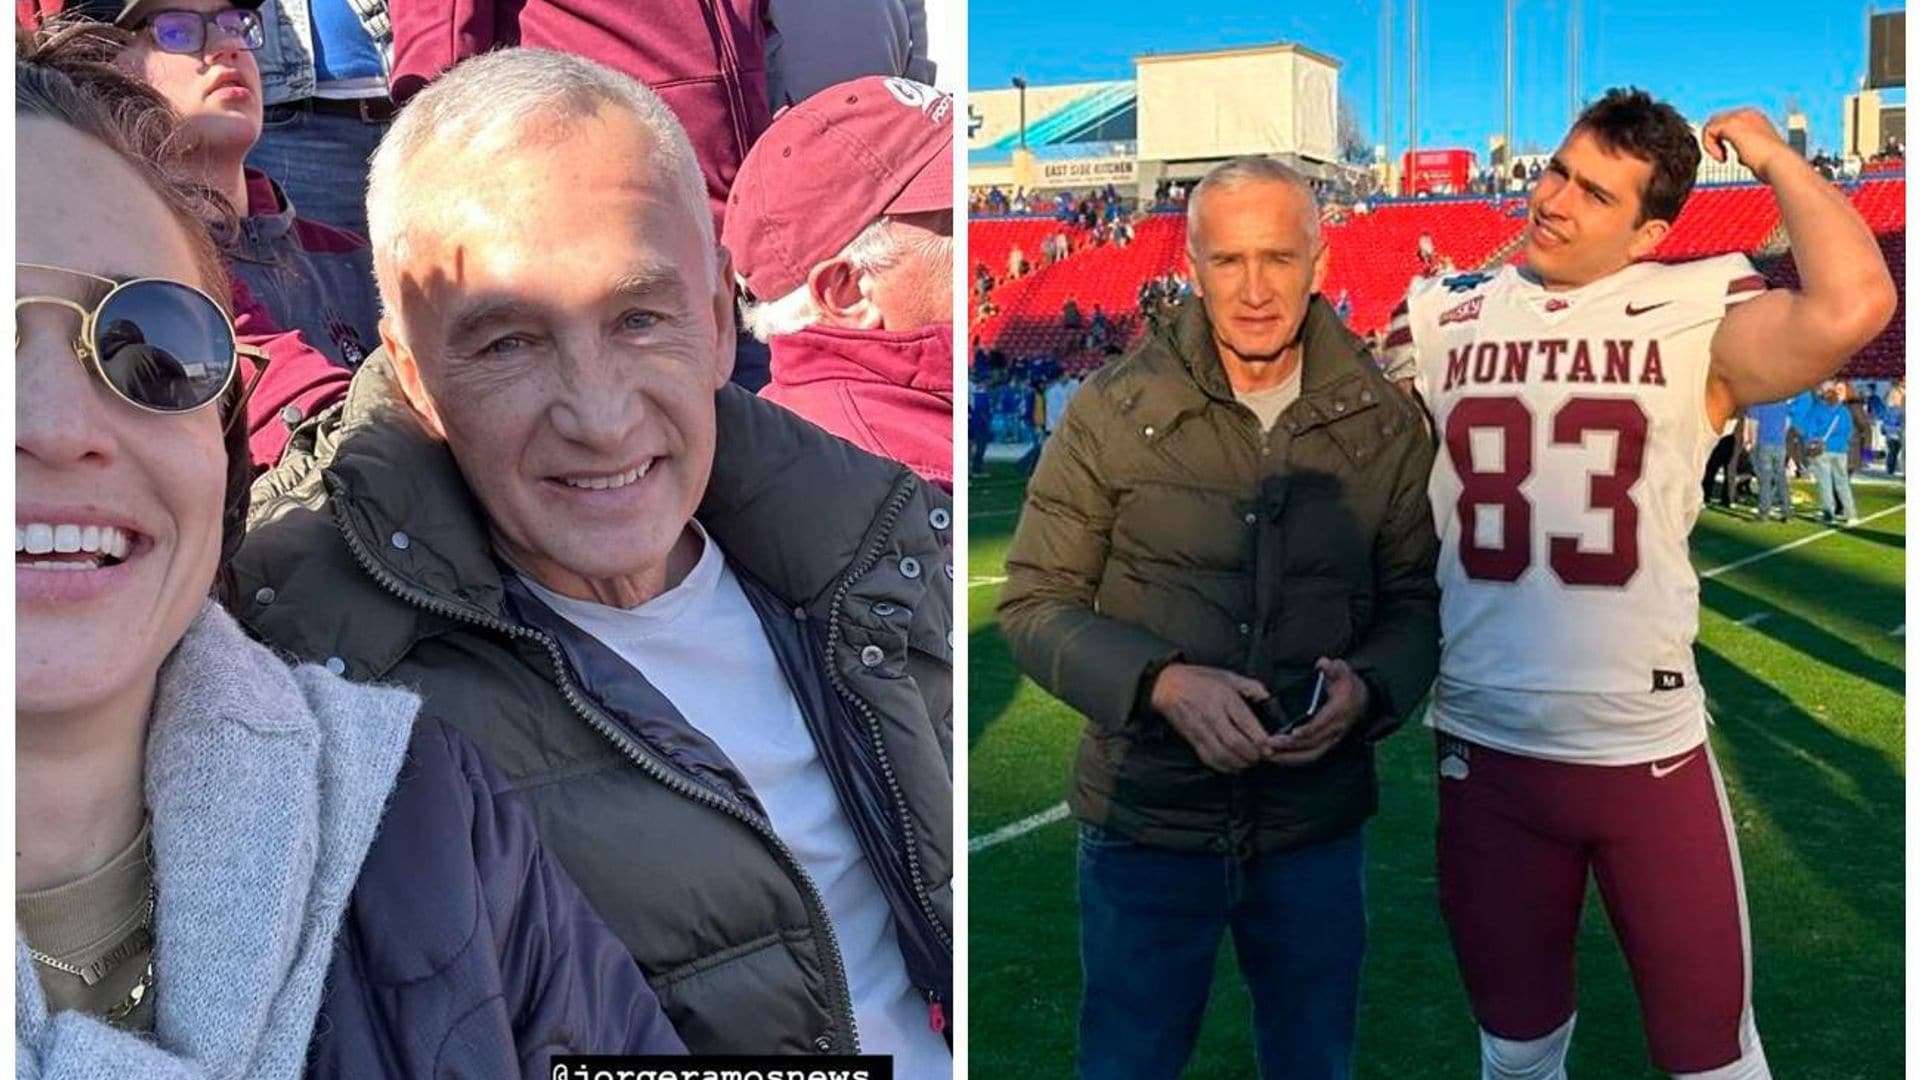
[389,0,772,230]
[232,277,352,469]
[762,322,954,490]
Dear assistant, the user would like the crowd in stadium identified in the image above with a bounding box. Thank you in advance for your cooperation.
[16,0,956,1074]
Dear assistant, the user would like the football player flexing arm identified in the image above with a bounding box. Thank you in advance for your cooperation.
[1382,90,1893,1080]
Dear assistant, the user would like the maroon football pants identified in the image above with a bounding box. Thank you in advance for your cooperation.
[1435,734,1754,1074]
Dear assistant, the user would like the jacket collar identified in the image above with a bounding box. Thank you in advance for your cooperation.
[16,601,417,1078]
[238,168,296,248]
[768,322,954,397]
[1130,295,1382,437]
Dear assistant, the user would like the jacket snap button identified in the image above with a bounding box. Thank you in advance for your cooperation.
[814,1035,834,1052]
[1243,512,1257,525]
[874,602,897,617]
[1143,425,1155,438]
[792,606,807,620]
[929,508,951,530]
[1361,390,1374,404]
[899,556,921,579]
[390,531,410,551]
[254,586,277,606]
[1237,623,1250,636]
[860,645,885,667]
[1335,401,1347,413]
[325,657,346,675]
[279,404,303,427]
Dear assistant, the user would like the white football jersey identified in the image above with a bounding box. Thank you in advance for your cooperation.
[1384,255,1766,763]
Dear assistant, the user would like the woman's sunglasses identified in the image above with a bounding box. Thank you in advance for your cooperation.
[16,263,267,432]
[140,8,265,54]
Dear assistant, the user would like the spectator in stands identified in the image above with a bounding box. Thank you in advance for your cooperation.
[1087,303,1112,349]
[1796,381,1861,524]
[48,1,382,370]
[1749,396,1794,520]
[1008,242,1029,281]
[1416,232,1438,275]
[387,0,767,234]
[998,155,1437,1080]
[729,76,954,489]
[238,50,954,1059]
[1334,288,1352,323]
[977,295,999,319]
[1013,189,1030,214]
[1063,297,1083,329]
[1114,219,1134,247]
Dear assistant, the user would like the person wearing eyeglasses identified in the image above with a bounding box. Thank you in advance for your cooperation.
[16,39,684,1079]
[29,0,382,374]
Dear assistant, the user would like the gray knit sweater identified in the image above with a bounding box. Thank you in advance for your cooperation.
[16,601,419,1079]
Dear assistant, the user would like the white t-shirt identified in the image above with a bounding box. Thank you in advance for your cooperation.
[521,526,950,1075]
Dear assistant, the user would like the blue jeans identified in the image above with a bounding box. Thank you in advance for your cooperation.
[1813,450,1859,521]
[1077,824,1366,1080]
[246,103,388,238]
[1753,444,1790,518]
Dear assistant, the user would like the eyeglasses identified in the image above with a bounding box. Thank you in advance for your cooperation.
[141,8,265,54]
[16,263,267,432]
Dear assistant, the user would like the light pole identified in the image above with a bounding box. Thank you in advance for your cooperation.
[1012,76,1029,150]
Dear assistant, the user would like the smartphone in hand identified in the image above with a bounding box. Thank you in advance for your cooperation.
[1259,670,1328,734]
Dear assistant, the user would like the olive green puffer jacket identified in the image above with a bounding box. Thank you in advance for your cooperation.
[999,297,1439,857]
[234,351,952,1055]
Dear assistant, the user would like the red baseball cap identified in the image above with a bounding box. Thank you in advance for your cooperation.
[724,76,953,301]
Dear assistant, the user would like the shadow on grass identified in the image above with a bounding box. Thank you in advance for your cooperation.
[1699,639,1904,933]
[1700,578,1904,695]
[970,623,1024,749]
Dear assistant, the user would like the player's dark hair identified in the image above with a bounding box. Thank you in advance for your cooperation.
[1572,87,1700,226]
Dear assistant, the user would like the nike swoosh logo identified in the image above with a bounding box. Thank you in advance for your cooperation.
[1625,301,1672,316]
[1650,753,1697,779]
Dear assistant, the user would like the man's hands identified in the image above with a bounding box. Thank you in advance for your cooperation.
[1149,663,1271,773]
[1149,657,1373,773]
[1701,108,1793,185]
[1265,658,1371,767]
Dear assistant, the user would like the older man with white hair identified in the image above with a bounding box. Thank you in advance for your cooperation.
[726,76,954,490]
[235,48,954,1066]
[999,156,1439,1079]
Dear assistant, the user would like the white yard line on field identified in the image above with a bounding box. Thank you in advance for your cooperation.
[1736,612,1771,628]
[1698,503,1904,580]
[969,802,1072,853]
[970,575,1008,589]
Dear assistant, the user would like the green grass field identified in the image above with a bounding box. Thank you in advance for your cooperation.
[967,466,1905,1078]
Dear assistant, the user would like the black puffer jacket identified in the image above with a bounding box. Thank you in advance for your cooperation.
[236,351,952,1055]
[999,297,1440,857]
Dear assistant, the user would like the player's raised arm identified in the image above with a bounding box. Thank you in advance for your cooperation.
[1707,107,1897,413]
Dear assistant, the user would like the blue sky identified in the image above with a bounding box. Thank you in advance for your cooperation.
[968,0,1903,157]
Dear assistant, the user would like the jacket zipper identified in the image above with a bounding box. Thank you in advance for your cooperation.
[326,495,862,1052]
[818,476,954,964]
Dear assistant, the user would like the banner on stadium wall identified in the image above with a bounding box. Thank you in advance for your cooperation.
[1036,158,1138,187]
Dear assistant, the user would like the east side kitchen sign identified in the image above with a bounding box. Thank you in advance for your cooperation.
[1037,158,1137,187]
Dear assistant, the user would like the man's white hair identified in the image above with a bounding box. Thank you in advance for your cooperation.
[1184,156,1322,255]
[365,48,712,335]
[738,215,954,342]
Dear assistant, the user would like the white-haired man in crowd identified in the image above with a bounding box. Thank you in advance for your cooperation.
[235,48,954,1065]
[726,76,955,490]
